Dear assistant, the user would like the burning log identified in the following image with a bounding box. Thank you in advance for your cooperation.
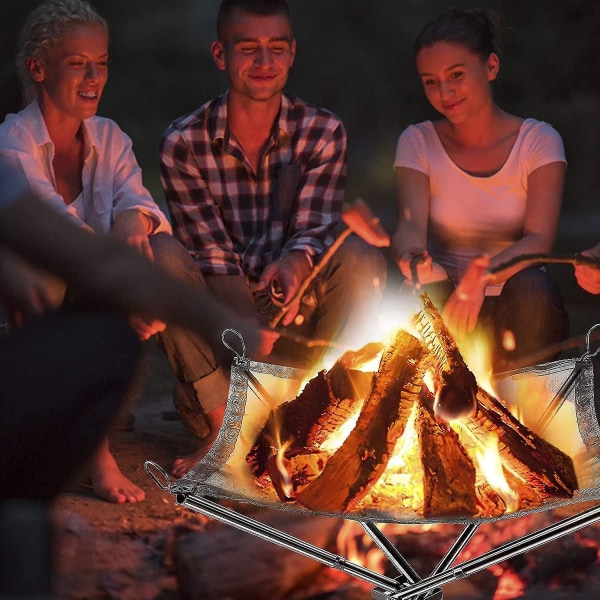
[416,403,478,518]
[416,294,578,503]
[414,295,478,421]
[247,345,380,478]
[465,388,578,501]
[295,331,426,513]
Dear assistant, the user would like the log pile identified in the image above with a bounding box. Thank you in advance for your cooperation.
[246,294,579,518]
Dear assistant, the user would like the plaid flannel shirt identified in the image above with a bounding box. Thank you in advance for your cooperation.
[159,92,346,282]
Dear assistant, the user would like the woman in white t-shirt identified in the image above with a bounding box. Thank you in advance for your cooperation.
[393,7,568,371]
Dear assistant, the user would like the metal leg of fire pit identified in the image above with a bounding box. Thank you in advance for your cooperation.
[177,494,405,594]
[360,522,422,584]
[382,503,600,599]
[429,523,480,576]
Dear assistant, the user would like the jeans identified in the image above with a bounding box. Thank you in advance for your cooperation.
[151,233,387,420]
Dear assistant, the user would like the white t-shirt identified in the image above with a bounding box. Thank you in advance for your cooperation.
[394,119,566,295]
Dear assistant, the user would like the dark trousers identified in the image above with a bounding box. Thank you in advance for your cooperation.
[0,310,141,597]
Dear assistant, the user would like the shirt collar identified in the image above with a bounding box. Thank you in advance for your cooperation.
[24,99,99,156]
[210,91,296,146]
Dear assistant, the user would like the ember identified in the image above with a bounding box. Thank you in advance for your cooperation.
[246,294,579,519]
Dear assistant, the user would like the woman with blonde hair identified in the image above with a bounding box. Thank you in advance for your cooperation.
[0,0,172,503]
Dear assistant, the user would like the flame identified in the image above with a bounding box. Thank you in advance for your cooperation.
[474,433,519,512]
[458,330,495,395]
[320,413,359,452]
[361,404,424,512]
[275,439,294,499]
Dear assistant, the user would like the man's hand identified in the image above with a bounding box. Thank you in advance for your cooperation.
[112,210,154,261]
[575,243,600,295]
[256,252,311,326]
[0,249,64,326]
[443,255,490,340]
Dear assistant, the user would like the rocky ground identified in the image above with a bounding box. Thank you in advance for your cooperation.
[49,234,600,600]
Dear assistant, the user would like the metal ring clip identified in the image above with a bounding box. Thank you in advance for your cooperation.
[585,324,600,358]
[144,460,171,491]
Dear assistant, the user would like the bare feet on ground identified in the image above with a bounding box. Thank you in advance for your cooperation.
[90,438,146,503]
[171,403,226,479]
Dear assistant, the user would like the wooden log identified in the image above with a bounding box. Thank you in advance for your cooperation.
[416,403,478,518]
[414,294,478,420]
[415,293,578,501]
[465,388,578,500]
[174,508,341,600]
[266,448,331,501]
[295,330,426,513]
[247,347,377,477]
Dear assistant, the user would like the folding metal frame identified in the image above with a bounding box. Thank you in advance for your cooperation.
[146,462,600,600]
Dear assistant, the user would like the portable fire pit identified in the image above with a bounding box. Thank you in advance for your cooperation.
[146,299,600,600]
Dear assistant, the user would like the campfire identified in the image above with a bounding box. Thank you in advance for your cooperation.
[246,294,579,520]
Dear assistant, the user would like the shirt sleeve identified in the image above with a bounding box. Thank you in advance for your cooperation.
[393,125,429,175]
[159,126,244,276]
[108,127,172,235]
[526,121,567,174]
[281,118,347,261]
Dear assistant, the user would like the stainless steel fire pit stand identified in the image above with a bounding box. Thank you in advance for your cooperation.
[371,503,600,599]
[176,491,600,600]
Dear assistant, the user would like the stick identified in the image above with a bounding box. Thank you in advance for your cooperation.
[268,199,389,329]
[488,253,600,281]
[269,228,353,328]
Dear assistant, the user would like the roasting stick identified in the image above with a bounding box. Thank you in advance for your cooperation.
[487,252,600,282]
[268,199,390,329]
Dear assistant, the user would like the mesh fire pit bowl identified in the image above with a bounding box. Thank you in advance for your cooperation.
[147,320,600,600]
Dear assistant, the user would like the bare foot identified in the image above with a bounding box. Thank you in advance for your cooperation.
[171,404,225,479]
[171,431,218,479]
[90,438,145,504]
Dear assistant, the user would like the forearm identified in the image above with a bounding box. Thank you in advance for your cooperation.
[488,233,556,283]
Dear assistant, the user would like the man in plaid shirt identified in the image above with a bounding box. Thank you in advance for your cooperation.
[157,0,386,476]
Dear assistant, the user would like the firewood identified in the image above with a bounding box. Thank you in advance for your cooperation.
[416,403,478,517]
[266,448,331,501]
[247,349,376,477]
[295,330,426,513]
[414,295,478,420]
[465,388,578,500]
[415,294,578,501]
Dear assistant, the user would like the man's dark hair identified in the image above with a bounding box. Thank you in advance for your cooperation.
[217,0,292,41]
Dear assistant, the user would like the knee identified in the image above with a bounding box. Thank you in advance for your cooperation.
[502,268,563,308]
[150,233,205,285]
[333,235,387,288]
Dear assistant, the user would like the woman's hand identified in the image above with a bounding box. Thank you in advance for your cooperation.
[443,255,490,339]
[113,210,154,261]
[397,248,448,286]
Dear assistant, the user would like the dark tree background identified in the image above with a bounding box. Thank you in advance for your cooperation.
[2,0,599,232]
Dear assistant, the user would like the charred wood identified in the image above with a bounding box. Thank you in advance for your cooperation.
[295,331,426,513]
[416,403,478,517]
